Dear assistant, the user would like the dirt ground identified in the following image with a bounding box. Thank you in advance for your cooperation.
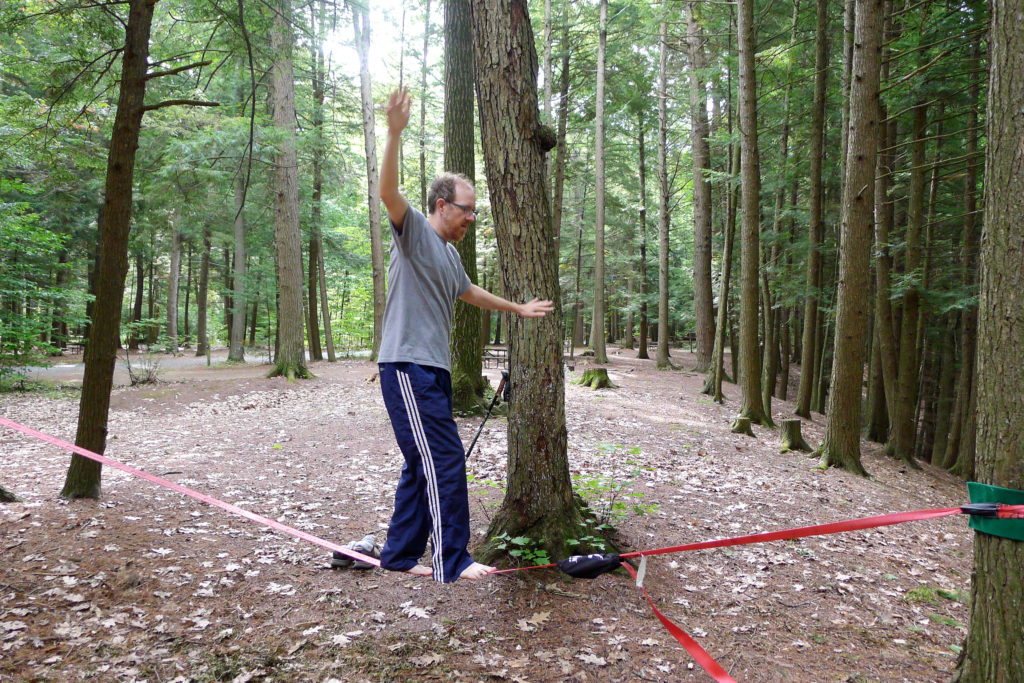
[1,347,974,682]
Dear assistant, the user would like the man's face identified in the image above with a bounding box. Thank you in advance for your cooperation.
[439,183,476,242]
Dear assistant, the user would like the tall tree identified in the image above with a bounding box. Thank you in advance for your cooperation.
[798,0,845,419]
[308,0,333,362]
[267,0,309,379]
[868,0,898,434]
[472,0,595,562]
[165,215,181,351]
[354,3,386,360]
[588,0,609,364]
[445,0,485,413]
[943,37,983,476]
[955,1,1024,674]
[685,1,714,373]
[63,0,157,498]
[654,2,671,370]
[816,0,884,475]
[228,164,247,362]
[734,0,772,428]
[890,98,928,465]
[418,0,431,213]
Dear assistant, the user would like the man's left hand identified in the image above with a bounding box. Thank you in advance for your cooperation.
[518,298,555,318]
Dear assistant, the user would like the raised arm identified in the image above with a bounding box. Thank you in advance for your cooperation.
[379,87,411,228]
[459,285,554,318]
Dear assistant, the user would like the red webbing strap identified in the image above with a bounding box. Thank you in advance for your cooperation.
[620,507,964,561]
[620,561,736,683]
[0,415,380,567]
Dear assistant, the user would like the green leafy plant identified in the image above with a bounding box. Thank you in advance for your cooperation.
[565,535,608,552]
[904,586,940,605]
[572,466,660,527]
[926,613,963,628]
[491,532,550,565]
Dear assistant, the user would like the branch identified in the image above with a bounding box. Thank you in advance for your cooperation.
[145,60,213,80]
[141,99,220,112]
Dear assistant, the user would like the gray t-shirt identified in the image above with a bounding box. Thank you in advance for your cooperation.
[377,206,472,371]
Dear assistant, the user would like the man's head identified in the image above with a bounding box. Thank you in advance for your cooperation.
[428,172,476,242]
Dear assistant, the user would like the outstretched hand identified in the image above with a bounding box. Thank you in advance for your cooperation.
[518,298,555,318]
[386,87,411,135]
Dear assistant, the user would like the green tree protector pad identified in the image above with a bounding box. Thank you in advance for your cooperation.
[967,481,1024,542]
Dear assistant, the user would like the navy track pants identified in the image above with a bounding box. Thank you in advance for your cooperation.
[378,362,473,582]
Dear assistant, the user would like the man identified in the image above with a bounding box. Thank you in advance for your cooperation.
[373,87,553,582]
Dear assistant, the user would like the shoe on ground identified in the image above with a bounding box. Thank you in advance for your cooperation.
[331,534,379,570]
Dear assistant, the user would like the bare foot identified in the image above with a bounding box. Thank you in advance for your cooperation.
[405,565,432,577]
[459,562,496,580]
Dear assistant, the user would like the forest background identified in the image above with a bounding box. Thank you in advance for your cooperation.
[1,0,1022,680]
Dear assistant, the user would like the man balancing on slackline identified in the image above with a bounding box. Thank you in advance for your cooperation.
[352,87,553,582]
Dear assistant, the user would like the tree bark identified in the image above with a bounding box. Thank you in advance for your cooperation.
[796,0,829,419]
[890,100,927,465]
[943,37,982,474]
[354,4,386,361]
[268,0,309,380]
[165,215,181,352]
[955,0,1024,673]
[418,0,431,212]
[128,251,144,350]
[816,0,883,476]
[589,0,609,365]
[472,0,591,562]
[736,0,771,427]
[62,0,156,499]
[445,0,485,414]
[686,1,714,373]
[635,108,649,361]
[655,4,671,370]
[872,0,899,433]
[228,158,246,361]
[703,143,739,402]
[195,227,210,357]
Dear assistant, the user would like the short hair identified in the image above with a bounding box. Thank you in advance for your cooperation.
[427,172,474,214]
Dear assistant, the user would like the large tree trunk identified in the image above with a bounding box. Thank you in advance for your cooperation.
[128,251,144,350]
[194,227,210,357]
[702,143,739,403]
[268,0,309,379]
[686,1,714,373]
[61,0,155,499]
[635,109,649,361]
[354,4,386,361]
[588,0,608,365]
[445,0,485,414]
[872,0,899,432]
[736,0,771,427]
[472,0,589,562]
[228,162,246,361]
[943,37,982,474]
[418,0,431,212]
[816,0,883,476]
[889,101,927,465]
[955,1,1024,674]
[796,0,830,418]
[551,18,571,254]
[311,0,335,363]
[165,215,181,352]
[655,4,671,370]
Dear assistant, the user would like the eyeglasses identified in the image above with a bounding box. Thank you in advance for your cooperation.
[447,201,476,217]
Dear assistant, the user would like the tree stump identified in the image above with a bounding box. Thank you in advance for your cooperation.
[578,367,615,390]
[779,418,813,452]
[731,416,754,437]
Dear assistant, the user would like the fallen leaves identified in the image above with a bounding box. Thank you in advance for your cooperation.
[515,610,550,632]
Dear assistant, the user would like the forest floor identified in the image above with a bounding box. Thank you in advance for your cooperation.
[1,347,974,682]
